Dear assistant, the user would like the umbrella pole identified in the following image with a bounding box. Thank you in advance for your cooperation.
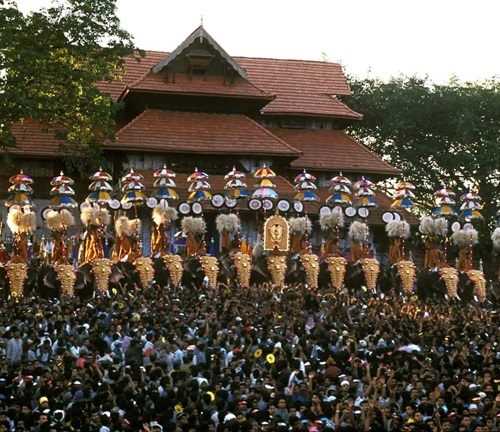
[305,210,309,251]
[402,216,406,261]
[336,207,341,256]
[443,220,448,263]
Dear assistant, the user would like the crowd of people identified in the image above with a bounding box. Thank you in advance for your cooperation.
[0,279,498,432]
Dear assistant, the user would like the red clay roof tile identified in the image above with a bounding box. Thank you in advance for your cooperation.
[269,128,399,175]
[8,120,61,157]
[108,109,301,157]
[122,71,273,100]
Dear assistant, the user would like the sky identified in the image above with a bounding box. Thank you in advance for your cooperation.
[13,0,500,84]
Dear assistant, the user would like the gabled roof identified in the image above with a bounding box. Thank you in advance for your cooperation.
[119,71,273,101]
[235,57,361,119]
[152,25,247,78]
[96,50,360,118]
[269,128,399,175]
[8,120,61,157]
[108,109,301,157]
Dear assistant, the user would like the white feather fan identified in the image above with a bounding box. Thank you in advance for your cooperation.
[181,216,204,235]
[452,228,478,249]
[349,221,367,243]
[216,214,239,234]
[288,216,312,235]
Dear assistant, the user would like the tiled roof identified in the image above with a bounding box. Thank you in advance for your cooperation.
[108,110,301,157]
[269,128,399,175]
[96,51,360,119]
[121,71,273,100]
[235,57,361,119]
[8,120,61,156]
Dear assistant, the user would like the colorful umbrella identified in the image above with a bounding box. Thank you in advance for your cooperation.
[154,164,176,178]
[188,180,211,192]
[460,201,482,211]
[49,195,78,209]
[294,181,317,190]
[9,171,33,184]
[153,188,179,200]
[153,177,177,188]
[225,167,246,179]
[329,183,351,193]
[396,180,416,190]
[434,188,455,197]
[252,188,279,200]
[330,173,351,186]
[51,171,74,186]
[121,190,147,205]
[225,178,247,189]
[88,180,113,191]
[433,205,458,216]
[50,185,75,196]
[121,169,144,182]
[392,198,414,208]
[253,164,276,179]
[86,191,113,204]
[255,178,276,188]
[187,189,213,203]
[187,168,209,182]
[294,169,316,183]
[326,193,352,206]
[354,196,377,207]
[354,177,374,190]
[394,188,416,199]
[122,180,146,192]
[294,190,319,202]
[89,167,112,181]
[355,186,375,197]
[436,196,456,205]
[5,193,33,207]
[460,192,482,201]
[460,209,483,220]
[225,189,249,200]
[8,183,33,194]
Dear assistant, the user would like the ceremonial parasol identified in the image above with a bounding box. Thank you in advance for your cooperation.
[89,167,112,181]
[432,186,458,263]
[49,195,78,209]
[187,190,212,203]
[253,164,276,179]
[5,193,33,207]
[225,166,246,179]
[188,180,211,192]
[8,183,33,194]
[87,191,113,205]
[329,183,351,194]
[153,177,177,188]
[153,188,179,200]
[50,185,75,196]
[391,179,414,260]
[293,169,319,250]
[354,176,377,258]
[327,173,353,255]
[224,168,249,248]
[187,168,209,182]
[121,168,144,182]
[50,172,74,186]
[186,168,213,252]
[9,170,33,185]
[459,188,484,271]
[330,173,351,185]
[88,180,113,191]
[154,164,176,178]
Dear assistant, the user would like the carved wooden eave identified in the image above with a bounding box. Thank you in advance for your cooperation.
[152,25,247,79]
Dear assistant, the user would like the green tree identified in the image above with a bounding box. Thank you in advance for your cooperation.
[344,74,500,224]
[0,0,143,176]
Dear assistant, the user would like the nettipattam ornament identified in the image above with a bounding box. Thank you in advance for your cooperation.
[300,253,319,289]
[134,257,155,288]
[361,258,380,293]
[326,256,347,290]
[439,267,459,298]
[467,269,486,302]
[396,260,416,294]
[232,252,252,288]
[6,262,27,298]
[91,258,112,295]
[266,255,287,287]
[55,264,76,297]
[199,256,219,288]
[164,255,183,288]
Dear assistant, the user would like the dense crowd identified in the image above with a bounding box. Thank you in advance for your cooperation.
[0,281,498,432]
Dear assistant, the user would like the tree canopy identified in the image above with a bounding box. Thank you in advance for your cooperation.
[0,0,142,175]
[344,74,500,227]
